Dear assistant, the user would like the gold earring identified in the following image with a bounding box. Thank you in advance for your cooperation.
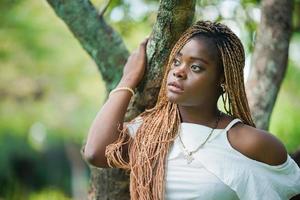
[221,83,226,92]
[221,92,231,114]
[221,84,231,114]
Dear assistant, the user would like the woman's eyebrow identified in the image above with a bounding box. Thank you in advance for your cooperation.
[190,56,209,64]
[177,52,209,64]
[175,52,182,57]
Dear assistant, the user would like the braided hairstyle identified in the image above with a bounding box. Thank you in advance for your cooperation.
[106,20,255,200]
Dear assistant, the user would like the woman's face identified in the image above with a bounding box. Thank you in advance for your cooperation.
[166,36,222,107]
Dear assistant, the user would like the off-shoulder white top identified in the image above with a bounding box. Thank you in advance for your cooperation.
[127,118,300,200]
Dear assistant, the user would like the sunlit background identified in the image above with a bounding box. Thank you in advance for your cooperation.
[1,0,299,199]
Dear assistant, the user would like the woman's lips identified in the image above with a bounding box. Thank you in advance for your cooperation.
[167,82,184,93]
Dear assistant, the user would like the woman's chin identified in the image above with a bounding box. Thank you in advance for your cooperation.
[166,93,182,104]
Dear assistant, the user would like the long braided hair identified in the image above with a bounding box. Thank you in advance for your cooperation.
[106,20,255,199]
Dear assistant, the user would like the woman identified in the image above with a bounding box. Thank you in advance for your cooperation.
[84,21,300,199]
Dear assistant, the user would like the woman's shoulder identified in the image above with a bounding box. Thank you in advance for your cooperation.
[226,120,288,166]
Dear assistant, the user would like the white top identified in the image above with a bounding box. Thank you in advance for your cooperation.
[127,118,300,200]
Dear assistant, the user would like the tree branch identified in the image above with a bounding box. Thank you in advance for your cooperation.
[46,0,129,91]
[246,0,293,130]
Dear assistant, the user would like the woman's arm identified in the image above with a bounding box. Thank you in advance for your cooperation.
[83,38,148,168]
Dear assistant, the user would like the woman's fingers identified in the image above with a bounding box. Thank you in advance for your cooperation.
[139,37,149,51]
[141,37,149,45]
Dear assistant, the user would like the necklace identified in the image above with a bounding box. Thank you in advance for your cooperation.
[178,111,222,164]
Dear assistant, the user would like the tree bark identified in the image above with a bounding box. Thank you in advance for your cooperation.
[46,0,195,199]
[246,0,293,130]
[127,0,196,118]
[88,167,130,200]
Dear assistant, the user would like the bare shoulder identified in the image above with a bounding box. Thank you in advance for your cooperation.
[227,123,288,166]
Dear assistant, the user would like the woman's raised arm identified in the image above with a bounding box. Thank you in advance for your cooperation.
[83,38,148,168]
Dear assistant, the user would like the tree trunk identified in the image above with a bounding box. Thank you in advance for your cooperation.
[127,0,196,118]
[246,0,293,130]
[46,0,195,199]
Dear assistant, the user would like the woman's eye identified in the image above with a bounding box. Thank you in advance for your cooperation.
[173,59,181,66]
[191,65,202,72]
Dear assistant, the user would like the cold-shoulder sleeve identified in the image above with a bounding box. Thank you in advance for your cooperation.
[105,117,143,170]
[194,139,300,200]
[162,120,300,199]
[235,155,300,200]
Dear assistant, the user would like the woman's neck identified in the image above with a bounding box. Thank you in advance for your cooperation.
[178,104,220,127]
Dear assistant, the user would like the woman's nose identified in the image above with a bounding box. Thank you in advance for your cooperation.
[172,66,187,79]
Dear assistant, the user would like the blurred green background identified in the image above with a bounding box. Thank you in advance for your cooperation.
[0,0,299,199]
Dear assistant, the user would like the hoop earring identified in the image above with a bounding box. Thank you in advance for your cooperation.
[221,83,226,93]
[221,84,230,114]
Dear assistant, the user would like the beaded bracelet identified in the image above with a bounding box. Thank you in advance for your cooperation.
[109,87,135,97]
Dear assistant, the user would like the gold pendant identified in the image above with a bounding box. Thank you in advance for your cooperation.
[183,150,194,164]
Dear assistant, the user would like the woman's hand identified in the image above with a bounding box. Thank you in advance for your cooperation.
[120,38,148,88]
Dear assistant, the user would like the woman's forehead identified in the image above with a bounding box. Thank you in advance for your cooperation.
[178,37,219,63]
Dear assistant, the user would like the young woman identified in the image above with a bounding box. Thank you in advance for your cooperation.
[84,21,300,200]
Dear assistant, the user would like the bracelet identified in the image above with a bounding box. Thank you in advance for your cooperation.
[109,87,135,97]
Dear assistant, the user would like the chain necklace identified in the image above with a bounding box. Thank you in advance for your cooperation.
[178,111,222,164]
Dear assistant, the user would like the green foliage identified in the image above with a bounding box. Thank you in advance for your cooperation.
[270,60,300,153]
[0,131,72,198]
[0,0,106,142]
[28,188,71,200]
[0,0,94,198]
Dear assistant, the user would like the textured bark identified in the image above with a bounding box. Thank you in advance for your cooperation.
[88,167,130,200]
[47,0,195,199]
[126,0,196,119]
[46,0,128,91]
[246,0,293,130]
